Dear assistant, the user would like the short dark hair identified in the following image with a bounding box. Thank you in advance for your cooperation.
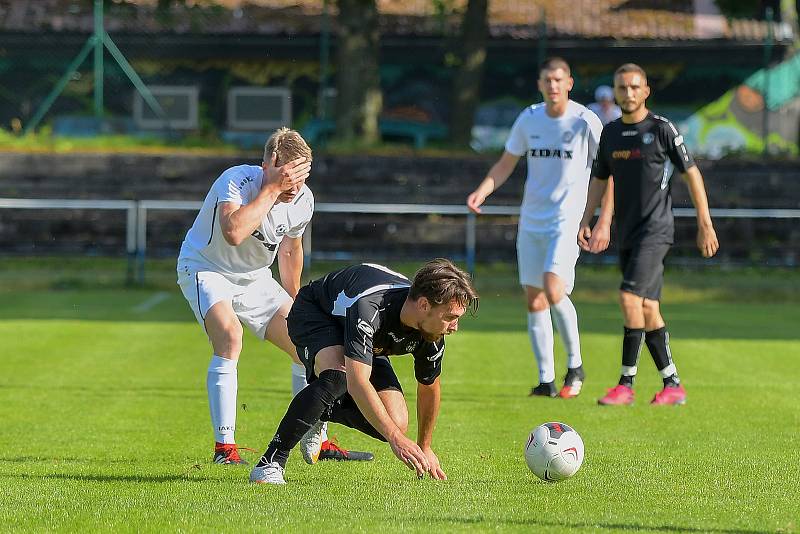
[409,258,479,314]
[614,63,648,84]
[539,57,571,77]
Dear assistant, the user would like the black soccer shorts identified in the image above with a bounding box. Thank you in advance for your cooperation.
[618,243,671,301]
[287,287,403,441]
[287,286,403,391]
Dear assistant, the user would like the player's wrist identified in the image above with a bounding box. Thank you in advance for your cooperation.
[697,221,714,233]
[387,427,406,443]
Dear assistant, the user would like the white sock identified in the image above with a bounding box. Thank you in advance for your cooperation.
[291,362,307,396]
[207,355,238,445]
[290,361,328,442]
[528,310,555,383]
[550,296,583,369]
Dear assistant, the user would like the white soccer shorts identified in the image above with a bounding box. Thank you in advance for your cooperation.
[177,267,291,340]
[516,227,580,294]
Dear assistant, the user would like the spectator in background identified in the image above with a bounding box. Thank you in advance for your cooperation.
[588,85,622,126]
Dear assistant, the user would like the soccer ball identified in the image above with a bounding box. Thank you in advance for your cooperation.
[524,422,584,482]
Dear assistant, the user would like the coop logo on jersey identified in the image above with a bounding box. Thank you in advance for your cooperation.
[642,133,655,145]
[612,148,642,160]
[528,148,573,159]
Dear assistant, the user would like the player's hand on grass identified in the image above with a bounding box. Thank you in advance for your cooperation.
[588,222,611,254]
[263,152,311,193]
[466,191,486,214]
[420,446,447,480]
[389,432,429,478]
[697,225,719,258]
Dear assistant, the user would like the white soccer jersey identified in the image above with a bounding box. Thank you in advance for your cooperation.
[178,164,314,281]
[505,100,603,233]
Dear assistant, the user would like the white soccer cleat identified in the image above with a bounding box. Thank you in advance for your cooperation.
[249,462,286,485]
[299,420,324,464]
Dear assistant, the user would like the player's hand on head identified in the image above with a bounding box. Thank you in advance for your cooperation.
[698,226,719,258]
[466,192,485,214]
[389,433,430,478]
[421,446,447,480]
[263,152,311,192]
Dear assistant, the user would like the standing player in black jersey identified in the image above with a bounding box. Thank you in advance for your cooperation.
[578,63,719,406]
[249,259,479,484]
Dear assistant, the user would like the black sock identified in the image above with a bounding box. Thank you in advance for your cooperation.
[257,369,348,469]
[645,327,681,387]
[619,327,645,387]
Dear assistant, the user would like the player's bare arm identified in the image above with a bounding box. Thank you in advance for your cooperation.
[681,166,719,258]
[416,377,446,480]
[588,176,615,253]
[578,177,611,252]
[467,151,520,214]
[218,154,310,245]
[345,357,430,476]
[277,236,303,298]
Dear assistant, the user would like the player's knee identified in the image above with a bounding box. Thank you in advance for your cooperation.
[544,286,564,305]
[223,323,244,348]
[543,276,565,305]
[527,290,549,312]
[210,321,244,357]
[317,369,348,402]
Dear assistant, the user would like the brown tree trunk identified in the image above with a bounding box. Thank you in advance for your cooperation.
[335,0,382,144]
[449,0,489,148]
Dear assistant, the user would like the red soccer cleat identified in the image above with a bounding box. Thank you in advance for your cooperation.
[213,442,247,465]
[597,384,635,405]
[650,384,687,406]
[319,439,374,462]
[558,366,585,399]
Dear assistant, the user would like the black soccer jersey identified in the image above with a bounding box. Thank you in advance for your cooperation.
[592,113,695,248]
[307,263,445,385]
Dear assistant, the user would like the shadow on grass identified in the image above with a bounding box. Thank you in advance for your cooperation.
[424,516,775,534]
[0,472,210,484]
[0,383,290,400]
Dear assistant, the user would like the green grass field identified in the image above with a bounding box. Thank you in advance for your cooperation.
[0,259,798,532]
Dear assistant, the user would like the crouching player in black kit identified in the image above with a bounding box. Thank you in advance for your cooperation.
[250,259,479,484]
[578,63,719,406]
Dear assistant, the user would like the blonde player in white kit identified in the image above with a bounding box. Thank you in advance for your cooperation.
[178,128,371,464]
[467,58,610,399]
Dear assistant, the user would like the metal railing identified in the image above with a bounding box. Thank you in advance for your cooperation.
[2,197,800,283]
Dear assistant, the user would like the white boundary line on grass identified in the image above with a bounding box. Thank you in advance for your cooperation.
[132,291,170,313]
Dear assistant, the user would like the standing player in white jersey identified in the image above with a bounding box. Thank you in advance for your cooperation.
[467,57,610,398]
[177,127,371,464]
